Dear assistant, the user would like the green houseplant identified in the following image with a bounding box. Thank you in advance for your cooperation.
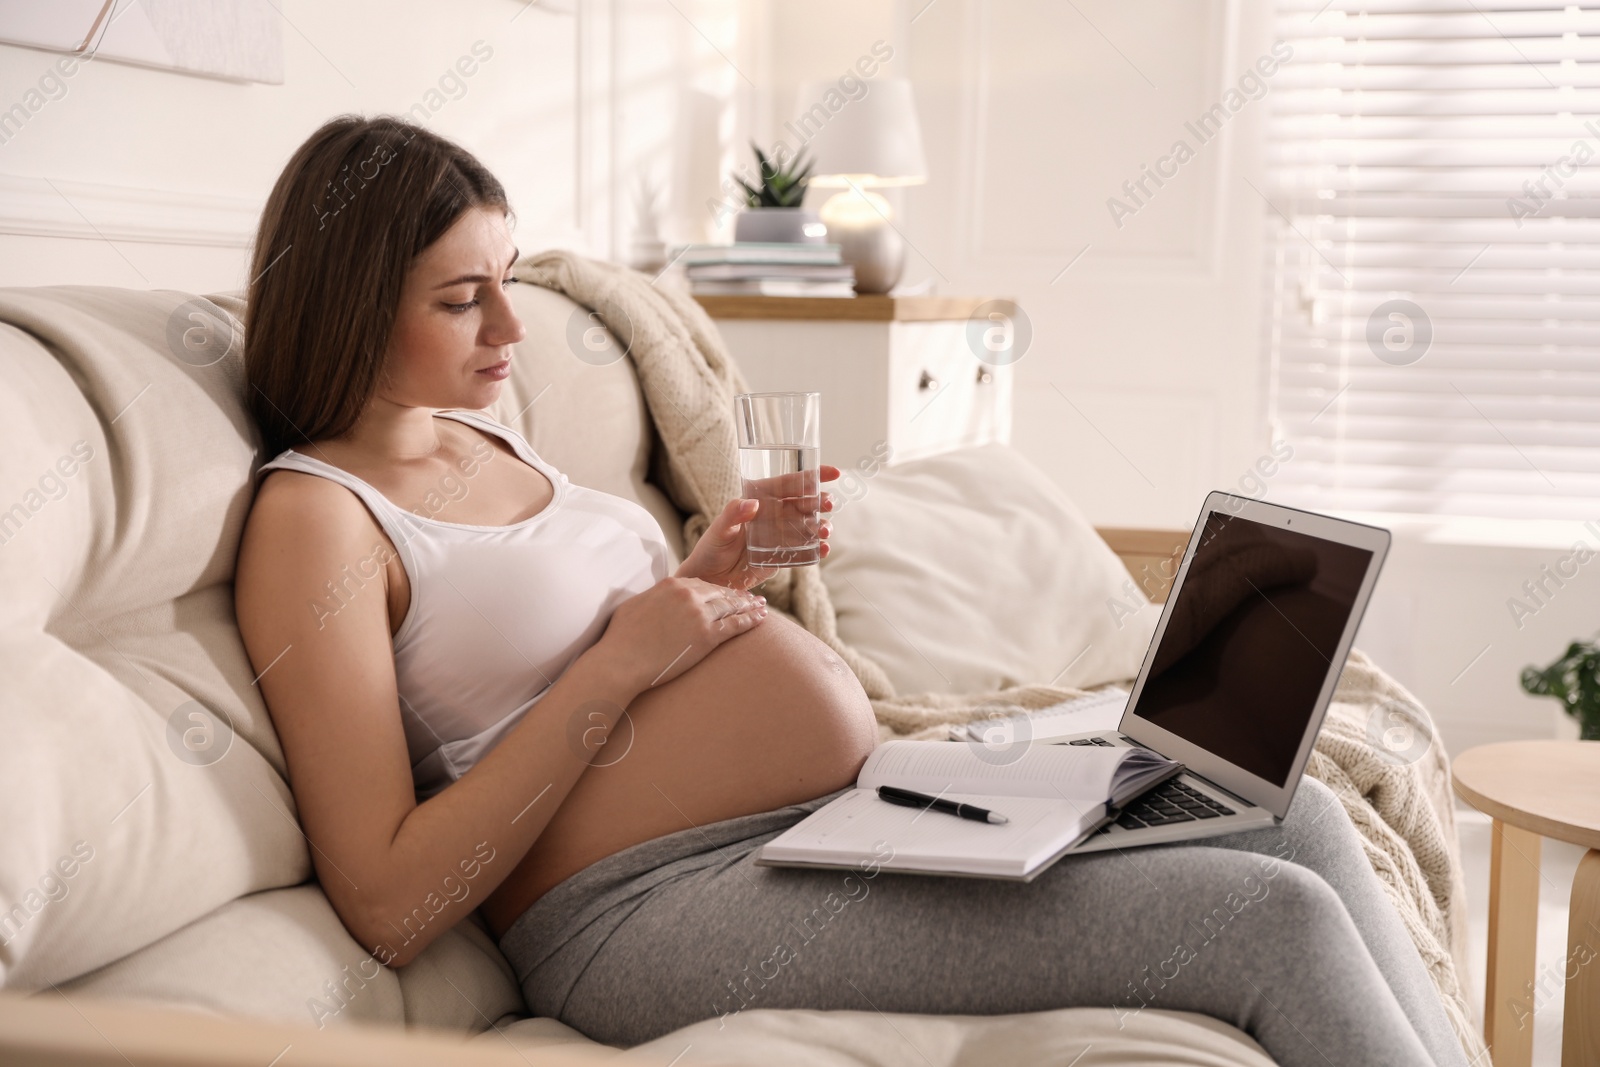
[1520,639,1600,741]
[734,143,814,207]
[731,142,824,244]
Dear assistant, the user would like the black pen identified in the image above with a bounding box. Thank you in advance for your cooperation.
[877,785,1009,825]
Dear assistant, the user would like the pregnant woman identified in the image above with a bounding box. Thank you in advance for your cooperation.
[234,117,1466,1067]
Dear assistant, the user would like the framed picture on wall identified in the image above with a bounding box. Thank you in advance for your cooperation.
[0,0,284,84]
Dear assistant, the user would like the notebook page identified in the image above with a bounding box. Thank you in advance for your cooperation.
[857,740,1123,810]
[758,788,1097,877]
[958,688,1128,743]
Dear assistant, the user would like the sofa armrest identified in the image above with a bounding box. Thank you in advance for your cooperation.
[0,990,599,1067]
[1095,526,1188,603]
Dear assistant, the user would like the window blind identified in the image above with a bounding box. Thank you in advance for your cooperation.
[1263,0,1600,521]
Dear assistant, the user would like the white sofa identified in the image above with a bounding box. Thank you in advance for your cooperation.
[0,277,1398,1064]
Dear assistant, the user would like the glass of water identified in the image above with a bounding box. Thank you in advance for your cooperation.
[734,391,821,567]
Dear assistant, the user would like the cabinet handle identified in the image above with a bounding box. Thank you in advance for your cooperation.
[918,370,939,391]
[975,367,994,385]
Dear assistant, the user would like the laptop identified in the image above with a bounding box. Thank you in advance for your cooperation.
[1058,491,1390,852]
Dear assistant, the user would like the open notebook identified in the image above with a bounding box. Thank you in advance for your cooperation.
[755,740,1182,881]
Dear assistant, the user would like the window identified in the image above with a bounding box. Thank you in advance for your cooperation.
[1263,0,1600,520]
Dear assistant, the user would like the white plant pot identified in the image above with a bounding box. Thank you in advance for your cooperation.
[733,208,827,244]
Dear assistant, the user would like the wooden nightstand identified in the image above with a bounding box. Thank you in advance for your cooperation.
[695,294,1016,470]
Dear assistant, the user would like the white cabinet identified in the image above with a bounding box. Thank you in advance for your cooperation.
[698,295,1015,470]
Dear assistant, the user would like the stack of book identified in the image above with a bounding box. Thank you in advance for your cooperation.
[681,243,856,298]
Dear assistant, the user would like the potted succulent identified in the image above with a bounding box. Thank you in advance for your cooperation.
[731,143,825,244]
[1520,639,1600,741]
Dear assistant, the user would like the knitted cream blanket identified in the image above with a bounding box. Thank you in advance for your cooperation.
[513,251,1485,1061]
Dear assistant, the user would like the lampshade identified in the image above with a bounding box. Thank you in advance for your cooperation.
[792,78,928,187]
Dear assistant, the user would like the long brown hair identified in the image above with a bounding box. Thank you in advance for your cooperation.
[245,115,511,459]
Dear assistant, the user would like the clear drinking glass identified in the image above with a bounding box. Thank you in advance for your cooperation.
[734,391,822,567]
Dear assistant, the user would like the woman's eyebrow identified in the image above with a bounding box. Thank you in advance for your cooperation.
[432,247,521,289]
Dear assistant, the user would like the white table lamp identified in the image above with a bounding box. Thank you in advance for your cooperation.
[793,78,928,293]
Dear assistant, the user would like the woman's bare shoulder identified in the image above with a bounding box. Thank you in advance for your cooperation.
[249,463,371,520]
[239,467,383,580]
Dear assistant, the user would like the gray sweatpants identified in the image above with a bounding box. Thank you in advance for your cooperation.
[498,776,1467,1067]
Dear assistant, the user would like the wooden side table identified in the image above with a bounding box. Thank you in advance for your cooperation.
[1452,740,1600,1067]
[694,294,1016,471]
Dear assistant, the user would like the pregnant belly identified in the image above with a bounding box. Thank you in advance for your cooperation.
[481,610,879,936]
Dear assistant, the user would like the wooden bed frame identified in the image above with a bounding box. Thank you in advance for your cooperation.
[0,531,1193,1066]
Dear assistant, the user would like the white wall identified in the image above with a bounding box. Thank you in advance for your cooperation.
[1354,518,1597,754]
[0,0,743,293]
[747,0,1269,527]
[887,0,1277,531]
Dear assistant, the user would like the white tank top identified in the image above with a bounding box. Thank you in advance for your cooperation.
[256,409,671,800]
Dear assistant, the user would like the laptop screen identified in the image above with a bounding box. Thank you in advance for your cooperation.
[1130,509,1375,788]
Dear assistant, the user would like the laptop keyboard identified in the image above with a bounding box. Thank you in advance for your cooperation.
[1063,736,1238,833]
[1101,779,1237,833]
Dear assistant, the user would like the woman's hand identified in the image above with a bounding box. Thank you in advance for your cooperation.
[675,465,841,590]
[598,576,769,691]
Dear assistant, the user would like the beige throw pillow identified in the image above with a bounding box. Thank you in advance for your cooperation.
[820,443,1160,697]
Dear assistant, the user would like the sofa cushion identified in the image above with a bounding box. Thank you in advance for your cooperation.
[820,443,1159,696]
[0,287,311,989]
[59,884,407,1027]
[480,1004,1276,1065]
[58,884,521,1033]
